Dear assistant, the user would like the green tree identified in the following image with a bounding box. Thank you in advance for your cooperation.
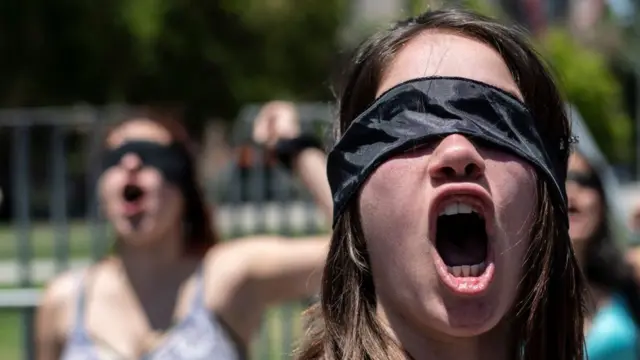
[537,29,632,162]
[407,0,632,162]
[0,0,347,125]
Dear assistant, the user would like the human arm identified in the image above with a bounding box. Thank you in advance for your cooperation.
[252,101,333,220]
[291,147,332,221]
[231,235,329,306]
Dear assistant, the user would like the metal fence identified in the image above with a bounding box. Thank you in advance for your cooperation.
[0,103,333,360]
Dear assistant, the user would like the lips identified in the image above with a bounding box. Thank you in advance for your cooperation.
[429,183,496,296]
[122,183,145,216]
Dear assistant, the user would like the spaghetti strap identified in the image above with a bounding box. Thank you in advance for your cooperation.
[73,271,88,334]
[191,263,206,310]
[63,269,92,344]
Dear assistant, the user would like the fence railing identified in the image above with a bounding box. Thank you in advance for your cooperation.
[0,103,332,360]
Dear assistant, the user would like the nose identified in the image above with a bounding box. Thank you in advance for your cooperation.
[427,134,485,181]
[120,153,142,172]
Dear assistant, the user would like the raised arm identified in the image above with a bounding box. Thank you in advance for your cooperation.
[253,101,332,220]
[231,235,329,305]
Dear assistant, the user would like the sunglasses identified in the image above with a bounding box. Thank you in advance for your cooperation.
[566,171,600,189]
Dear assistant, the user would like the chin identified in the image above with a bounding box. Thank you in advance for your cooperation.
[115,223,157,245]
[568,233,589,248]
[425,292,506,337]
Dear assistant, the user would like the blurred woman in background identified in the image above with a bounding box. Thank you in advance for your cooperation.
[625,204,640,282]
[35,104,331,360]
[567,151,640,359]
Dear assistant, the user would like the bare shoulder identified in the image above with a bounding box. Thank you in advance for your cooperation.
[37,268,86,340]
[41,269,83,309]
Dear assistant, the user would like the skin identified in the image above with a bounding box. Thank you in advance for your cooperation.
[627,246,640,283]
[36,117,330,359]
[358,31,537,360]
[567,153,604,266]
[566,153,622,338]
[252,101,333,218]
[626,200,640,282]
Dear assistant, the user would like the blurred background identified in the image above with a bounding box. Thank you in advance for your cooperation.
[1,0,639,359]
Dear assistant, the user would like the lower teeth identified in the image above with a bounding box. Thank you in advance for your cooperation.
[447,262,486,277]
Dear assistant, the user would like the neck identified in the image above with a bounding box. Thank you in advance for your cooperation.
[380,307,512,360]
[573,242,587,272]
[116,226,191,289]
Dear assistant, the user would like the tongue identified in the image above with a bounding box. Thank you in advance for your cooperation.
[438,234,486,266]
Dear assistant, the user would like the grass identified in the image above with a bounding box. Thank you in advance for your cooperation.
[0,310,22,360]
[0,221,324,260]
[0,221,105,260]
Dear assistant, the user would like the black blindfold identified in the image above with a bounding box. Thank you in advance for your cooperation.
[327,77,570,229]
[101,140,194,190]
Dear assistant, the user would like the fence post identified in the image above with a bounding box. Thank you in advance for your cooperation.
[12,124,35,360]
[275,165,295,359]
[85,109,106,260]
[51,125,69,273]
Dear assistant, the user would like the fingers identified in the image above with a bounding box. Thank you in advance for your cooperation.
[252,105,273,144]
[252,101,300,148]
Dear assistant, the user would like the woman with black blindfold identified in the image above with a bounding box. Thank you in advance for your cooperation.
[295,7,586,360]
[35,108,331,360]
[567,152,640,359]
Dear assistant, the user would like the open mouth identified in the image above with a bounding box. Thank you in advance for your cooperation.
[568,204,578,215]
[436,202,488,277]
[122,184,146,222]
[431,193,495,296]
[123,184,145,203]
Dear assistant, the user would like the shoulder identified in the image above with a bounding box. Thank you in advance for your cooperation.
[41,269,84,310]
[37,268,87,338]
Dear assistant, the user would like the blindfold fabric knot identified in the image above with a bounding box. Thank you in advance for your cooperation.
[326,76,569,229]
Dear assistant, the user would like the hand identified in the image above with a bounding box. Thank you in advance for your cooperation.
[252,101,301,149]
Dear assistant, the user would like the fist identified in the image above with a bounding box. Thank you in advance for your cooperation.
[252,101,301,149]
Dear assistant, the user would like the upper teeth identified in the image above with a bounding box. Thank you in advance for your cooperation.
[439,202,477,216]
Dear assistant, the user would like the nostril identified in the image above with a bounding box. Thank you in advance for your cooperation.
[464,163,481,178]
[442,167,456,178]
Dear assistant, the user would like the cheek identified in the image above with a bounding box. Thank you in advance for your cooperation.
[358,158,434,291]
[486,160,537,238]
[485,159,536,300]
[145,176,184,216]
[359,158,429,245]
[98,171,126,204]
[584,194,603,216]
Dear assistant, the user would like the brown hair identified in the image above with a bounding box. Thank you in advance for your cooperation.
[104,106,220,257]
[296,8,585,360]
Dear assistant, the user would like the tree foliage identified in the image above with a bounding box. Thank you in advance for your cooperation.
[408,0,632,163]
[0,0,346,124]
[537,29,632,162]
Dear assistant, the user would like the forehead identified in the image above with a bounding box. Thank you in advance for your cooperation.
[377,31,522,100]
[106,118,172,148]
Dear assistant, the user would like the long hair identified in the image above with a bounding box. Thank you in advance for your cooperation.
[103,106,219,257]
[296,8,585,360]
[578,153,640,327]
